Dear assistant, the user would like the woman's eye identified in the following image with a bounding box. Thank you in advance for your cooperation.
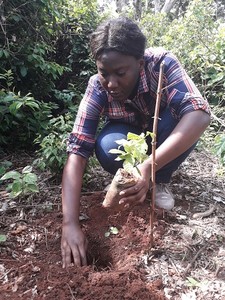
[117,72,125,77]
[100,73,107,78]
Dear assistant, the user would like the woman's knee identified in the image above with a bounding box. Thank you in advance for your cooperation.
[157,107,178,146]
[95,122,142,174]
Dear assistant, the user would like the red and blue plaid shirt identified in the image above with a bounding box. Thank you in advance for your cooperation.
[67,48,210,158]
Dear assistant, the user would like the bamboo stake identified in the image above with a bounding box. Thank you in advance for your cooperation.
[150,61,165,247]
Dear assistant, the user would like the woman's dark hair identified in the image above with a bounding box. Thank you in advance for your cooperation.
[90,17,146,60]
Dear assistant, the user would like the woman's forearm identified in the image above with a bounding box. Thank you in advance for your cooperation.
[145,110,210,171]
[62,154,87,225]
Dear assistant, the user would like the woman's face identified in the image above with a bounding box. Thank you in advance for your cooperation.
[96,51,144,102]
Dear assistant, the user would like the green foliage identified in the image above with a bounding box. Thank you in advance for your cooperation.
[35,116,71,174]
[104,226,119,237]
[0,0,98,100]
[0,235,7,242]
[0,0,69,98]
[0,166,39,198]
[35,85,79,174]
[0,82,56,147]
[141,0,225,105]
[109,131,153,175]
[0,160,12,178]
[214,134,225,165]
[53,2,98,100]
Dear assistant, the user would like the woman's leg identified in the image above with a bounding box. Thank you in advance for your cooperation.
[95,109,197,181]
[153,108,197,183]
[95,122,142,175]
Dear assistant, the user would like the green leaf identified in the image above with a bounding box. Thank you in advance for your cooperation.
[104,231,110,237]
[110,227,119,234]
[115,138,127,145]
[20,66,27,77]
[11,181,22,194]
[0,234,7,242]
[9,102,23,114]
[0,171,21,181]
[22,166,33,174]
[23,173,37,184]
[123,161,134,174]
[186,277,201,287]
[127,132,141,140]
[0,166,6,176]
[1,161,12,168]
[3,50,9,58]
[108,149,125,155]
[26,183,39,193]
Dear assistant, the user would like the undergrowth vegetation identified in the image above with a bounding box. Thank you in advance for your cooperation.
[0,0,224,198]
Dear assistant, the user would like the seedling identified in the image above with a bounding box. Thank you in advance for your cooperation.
[0,234,7,242]
[186,277,208,289]
[0,165,39,198]
[104,226,119,237]
[108,131,154,176]
[0,160,12,178]
[102,131,154,209]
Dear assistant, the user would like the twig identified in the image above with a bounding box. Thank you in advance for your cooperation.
[0,268,12,281]
[192,204,216,219]
[211,112,225,127]
[67,283,76,300]
[183,243,207,277]
[150,61,165,247]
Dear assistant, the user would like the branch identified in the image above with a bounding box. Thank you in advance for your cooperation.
[161,0,177,13]
[150,61,165,247]
[211,112,225,128]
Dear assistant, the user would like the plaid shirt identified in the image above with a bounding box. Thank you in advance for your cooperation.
[67,47,210,158]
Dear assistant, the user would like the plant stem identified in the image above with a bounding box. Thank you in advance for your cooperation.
[150,61,165,247]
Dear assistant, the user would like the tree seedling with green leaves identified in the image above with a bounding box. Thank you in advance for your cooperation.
[104,226,119,237]
[0,165,39,198]
[102,131,154,210]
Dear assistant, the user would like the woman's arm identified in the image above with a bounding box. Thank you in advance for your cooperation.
[61,154,88,268]
[119,110,210,204]
[147,110,210,171]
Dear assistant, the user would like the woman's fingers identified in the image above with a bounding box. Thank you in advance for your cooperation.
[79,239,88,266]
[61,242,72,268]
[71,246,82,267]
[119,183,148,205]
[61,231,88,268]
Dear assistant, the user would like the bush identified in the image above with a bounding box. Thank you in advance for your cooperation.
[141,0,225,105]
[0,69,57,148]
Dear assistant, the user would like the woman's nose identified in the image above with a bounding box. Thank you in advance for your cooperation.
[107,76,118,89]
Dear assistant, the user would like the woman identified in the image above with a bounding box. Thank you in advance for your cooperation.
[61,17,210,268]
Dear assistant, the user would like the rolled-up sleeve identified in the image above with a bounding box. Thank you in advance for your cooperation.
[67,75,106,158]
[163,53,210,120]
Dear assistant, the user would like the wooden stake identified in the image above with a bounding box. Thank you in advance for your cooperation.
[150,61,165,247]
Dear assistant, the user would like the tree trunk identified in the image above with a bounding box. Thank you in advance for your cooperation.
[133,0,142,20]
[161,0,177,13]
[154,0,161,13]
[116,0,123,13]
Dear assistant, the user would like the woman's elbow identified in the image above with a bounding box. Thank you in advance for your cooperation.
[202,111,211,129]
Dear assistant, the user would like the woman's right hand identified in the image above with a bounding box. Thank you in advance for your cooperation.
[61,223,88,268]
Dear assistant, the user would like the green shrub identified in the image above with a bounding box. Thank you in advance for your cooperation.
[35,113,76,174]
[141,0,225,105]
[214,134,225,166]
[0,89,57,148]
[0,165,39,198]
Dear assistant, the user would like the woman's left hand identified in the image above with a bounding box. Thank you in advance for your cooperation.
[118,161,151,206]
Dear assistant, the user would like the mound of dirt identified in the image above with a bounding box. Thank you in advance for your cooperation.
[1,149,225,300]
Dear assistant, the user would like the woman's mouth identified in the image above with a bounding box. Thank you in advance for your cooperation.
[109,91,123,100]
